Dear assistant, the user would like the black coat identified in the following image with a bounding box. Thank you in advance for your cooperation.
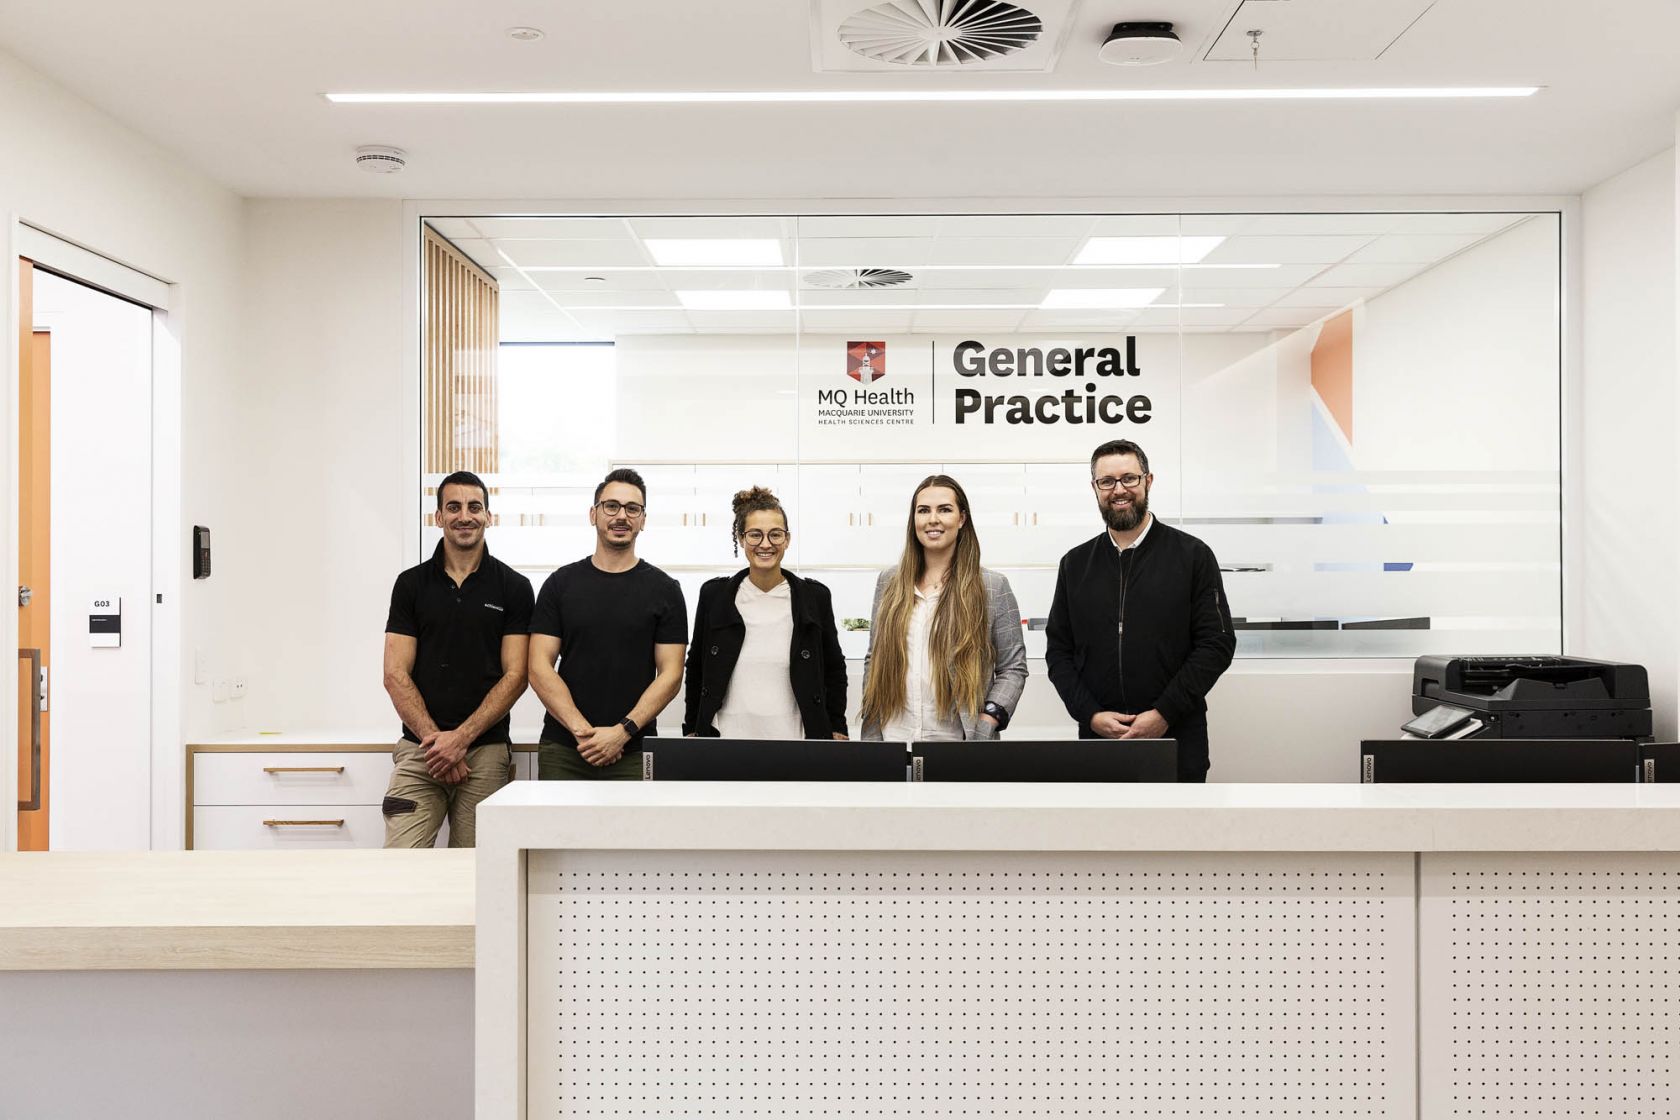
[1044,521,1236,776]
[682,569,849,739]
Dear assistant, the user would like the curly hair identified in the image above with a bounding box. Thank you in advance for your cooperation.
[730,485,788,556]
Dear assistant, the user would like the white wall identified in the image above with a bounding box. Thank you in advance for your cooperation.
[240,199,408,734]
[0,46,247,849]
[1579,147,1678,739]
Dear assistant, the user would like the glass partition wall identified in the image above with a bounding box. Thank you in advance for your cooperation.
[421,212,1562,660]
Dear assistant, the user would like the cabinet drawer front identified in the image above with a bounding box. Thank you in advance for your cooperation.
[192,804,388,849]
[193,751,395,805]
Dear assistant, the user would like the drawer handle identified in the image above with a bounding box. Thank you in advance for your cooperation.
[262,766,346,774]
[262,819,346,827]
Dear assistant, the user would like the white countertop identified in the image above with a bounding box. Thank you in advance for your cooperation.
[477,780,1680,853]
[188,727,546,747]
[0,850,473,970]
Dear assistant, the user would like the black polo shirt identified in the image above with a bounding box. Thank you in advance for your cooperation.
[386,542,534,748]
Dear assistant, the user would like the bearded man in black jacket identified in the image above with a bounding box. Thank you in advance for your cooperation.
[1045,439,1236,782]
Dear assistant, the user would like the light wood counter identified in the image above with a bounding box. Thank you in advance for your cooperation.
[0,849,472,970]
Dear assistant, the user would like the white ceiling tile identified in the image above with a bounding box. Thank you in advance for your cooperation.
[1200,236,1373,265]
[929,238,1084,266]
[915,288,1042,305]
[630,216,796,240]
[910,311,1030,331]
[1176,288,1286,308]
[798,289,920,307]
[1178,264,1324,287]
[538,290,682,310]
[1234,214,1402,236]
[1084,216,1183,237]
[1344,232,1485,264]
[795,216,939,239]
[488,266,535,291]
[1272,287,1378,308]
[425,218,480,240]
[1176,216,1256,237]
[1130,308,1254,327]
[1042,266,1181,286]
[1017,309,1142,330]
[1312,261,1428,287]
[935,215,1095,238]
[648,268,791,291]
[796,309,917,333]
[1385,213,1537,236]
[575,311,695,335]
[796,238,936,267]
[684,310,799,333]
[532,270,669,292]
[496,239,651,268]
[470,217,633,240]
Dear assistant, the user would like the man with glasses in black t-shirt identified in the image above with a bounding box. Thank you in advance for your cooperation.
[529,467,687,779]
[382,470,534,846]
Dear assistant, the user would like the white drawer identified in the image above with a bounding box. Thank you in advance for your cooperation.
[193,751,395,806]
[192,804,388,849]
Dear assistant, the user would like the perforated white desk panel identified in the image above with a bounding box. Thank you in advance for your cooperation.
[476,784,1680,1119]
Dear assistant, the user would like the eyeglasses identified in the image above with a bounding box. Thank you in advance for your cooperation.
[1092,474,1147,492]
[595,500,645,517]
[741,529,788,546]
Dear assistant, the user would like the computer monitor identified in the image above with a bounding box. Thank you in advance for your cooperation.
[641,737,907,781]
[1360,738,1640,783]
[1639,743,1680,782]
[910,739,1177,782]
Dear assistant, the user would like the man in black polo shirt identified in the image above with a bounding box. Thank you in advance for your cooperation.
[529,467,687,779]
[382,470,534,846]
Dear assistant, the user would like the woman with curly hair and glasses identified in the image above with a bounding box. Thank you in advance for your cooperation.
[682,485,849,740]
[859,474,1027,741]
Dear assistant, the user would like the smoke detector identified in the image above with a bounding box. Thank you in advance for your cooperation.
[354,145,407,174]
[838,0,1043,67]
[1098,21,1181,66]
[804,268,915,289]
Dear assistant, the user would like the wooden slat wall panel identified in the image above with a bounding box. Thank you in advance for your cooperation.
[421,227,499,506]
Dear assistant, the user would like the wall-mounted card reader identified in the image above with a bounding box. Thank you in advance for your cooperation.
[193,525,211,579]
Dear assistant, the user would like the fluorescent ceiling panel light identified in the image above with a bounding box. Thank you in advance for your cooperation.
[1075,236,1225,265]
[1040,289,1166,309]
[675,290,792,310]
[645,239,783,266]
[327,88,1540,105]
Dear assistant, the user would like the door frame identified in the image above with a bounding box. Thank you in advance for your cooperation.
[4,217,183,851]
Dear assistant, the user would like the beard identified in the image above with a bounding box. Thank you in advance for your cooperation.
[1101,490,1149,532]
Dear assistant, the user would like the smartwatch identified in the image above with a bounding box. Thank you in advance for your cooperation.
[982,701,1010,730]
[619,716,640,738]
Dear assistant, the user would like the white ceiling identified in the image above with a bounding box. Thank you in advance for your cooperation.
[436,212,1538,340]
[0,0,1676,200]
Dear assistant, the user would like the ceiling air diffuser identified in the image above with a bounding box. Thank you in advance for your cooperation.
[804,268,915,289]
[838,0,1044,67]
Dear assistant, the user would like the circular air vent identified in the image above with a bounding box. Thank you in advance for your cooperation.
[804,268,915,289]
[838,0,1043,67]
[355,145,407,174]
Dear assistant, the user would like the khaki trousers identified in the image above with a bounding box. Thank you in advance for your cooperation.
[381,737,513,848]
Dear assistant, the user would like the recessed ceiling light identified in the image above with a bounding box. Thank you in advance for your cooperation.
[1040,289,1167,309]
[505,26,545,41]
[1075,236,1225,265]
[325,87,1541,105]
[645,239,784,267]
[676,290,792,310]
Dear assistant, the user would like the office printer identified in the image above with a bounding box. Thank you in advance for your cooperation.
[1409,655,1651,740]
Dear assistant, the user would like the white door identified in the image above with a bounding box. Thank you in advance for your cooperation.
[33,269,153,850]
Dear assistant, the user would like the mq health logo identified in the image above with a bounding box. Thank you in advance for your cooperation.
[846,340,886,383]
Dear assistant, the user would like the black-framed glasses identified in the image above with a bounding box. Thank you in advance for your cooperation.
[1092,474,1147,492]
[741,529,789,546]
[595,500,645,517]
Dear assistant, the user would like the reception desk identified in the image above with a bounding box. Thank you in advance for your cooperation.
[477,782,1680,1120]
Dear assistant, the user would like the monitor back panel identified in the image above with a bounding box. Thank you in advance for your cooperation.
[911,739,1177,782]
[1360,739,1639,783]
[643,738,907,781]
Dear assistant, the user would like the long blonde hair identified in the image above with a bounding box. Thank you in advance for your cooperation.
[859,475,992,727]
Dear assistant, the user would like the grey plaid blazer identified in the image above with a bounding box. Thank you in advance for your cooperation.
[860,566,1029,740]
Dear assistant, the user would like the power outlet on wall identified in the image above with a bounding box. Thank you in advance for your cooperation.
[212,678,229,703]
[230,677,247,700]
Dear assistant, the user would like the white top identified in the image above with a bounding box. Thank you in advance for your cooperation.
[477,781,1680,854]
[881,586,965,742]
[715,579,803,740]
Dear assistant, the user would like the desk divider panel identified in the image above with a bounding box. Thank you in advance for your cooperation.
[525,849,1416,1119]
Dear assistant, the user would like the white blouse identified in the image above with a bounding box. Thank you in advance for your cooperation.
[714,579,805,740]
[881,586,966,742]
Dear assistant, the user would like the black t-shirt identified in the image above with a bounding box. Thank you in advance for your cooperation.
[385,543,535,748]
[531,558,688,748]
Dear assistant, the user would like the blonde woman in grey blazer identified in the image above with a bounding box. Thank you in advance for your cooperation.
[857,474,1028,741]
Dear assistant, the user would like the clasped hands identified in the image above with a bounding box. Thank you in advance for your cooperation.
[573,723,631,767]
[1090,709,1168,740]
[420,727,472,783]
